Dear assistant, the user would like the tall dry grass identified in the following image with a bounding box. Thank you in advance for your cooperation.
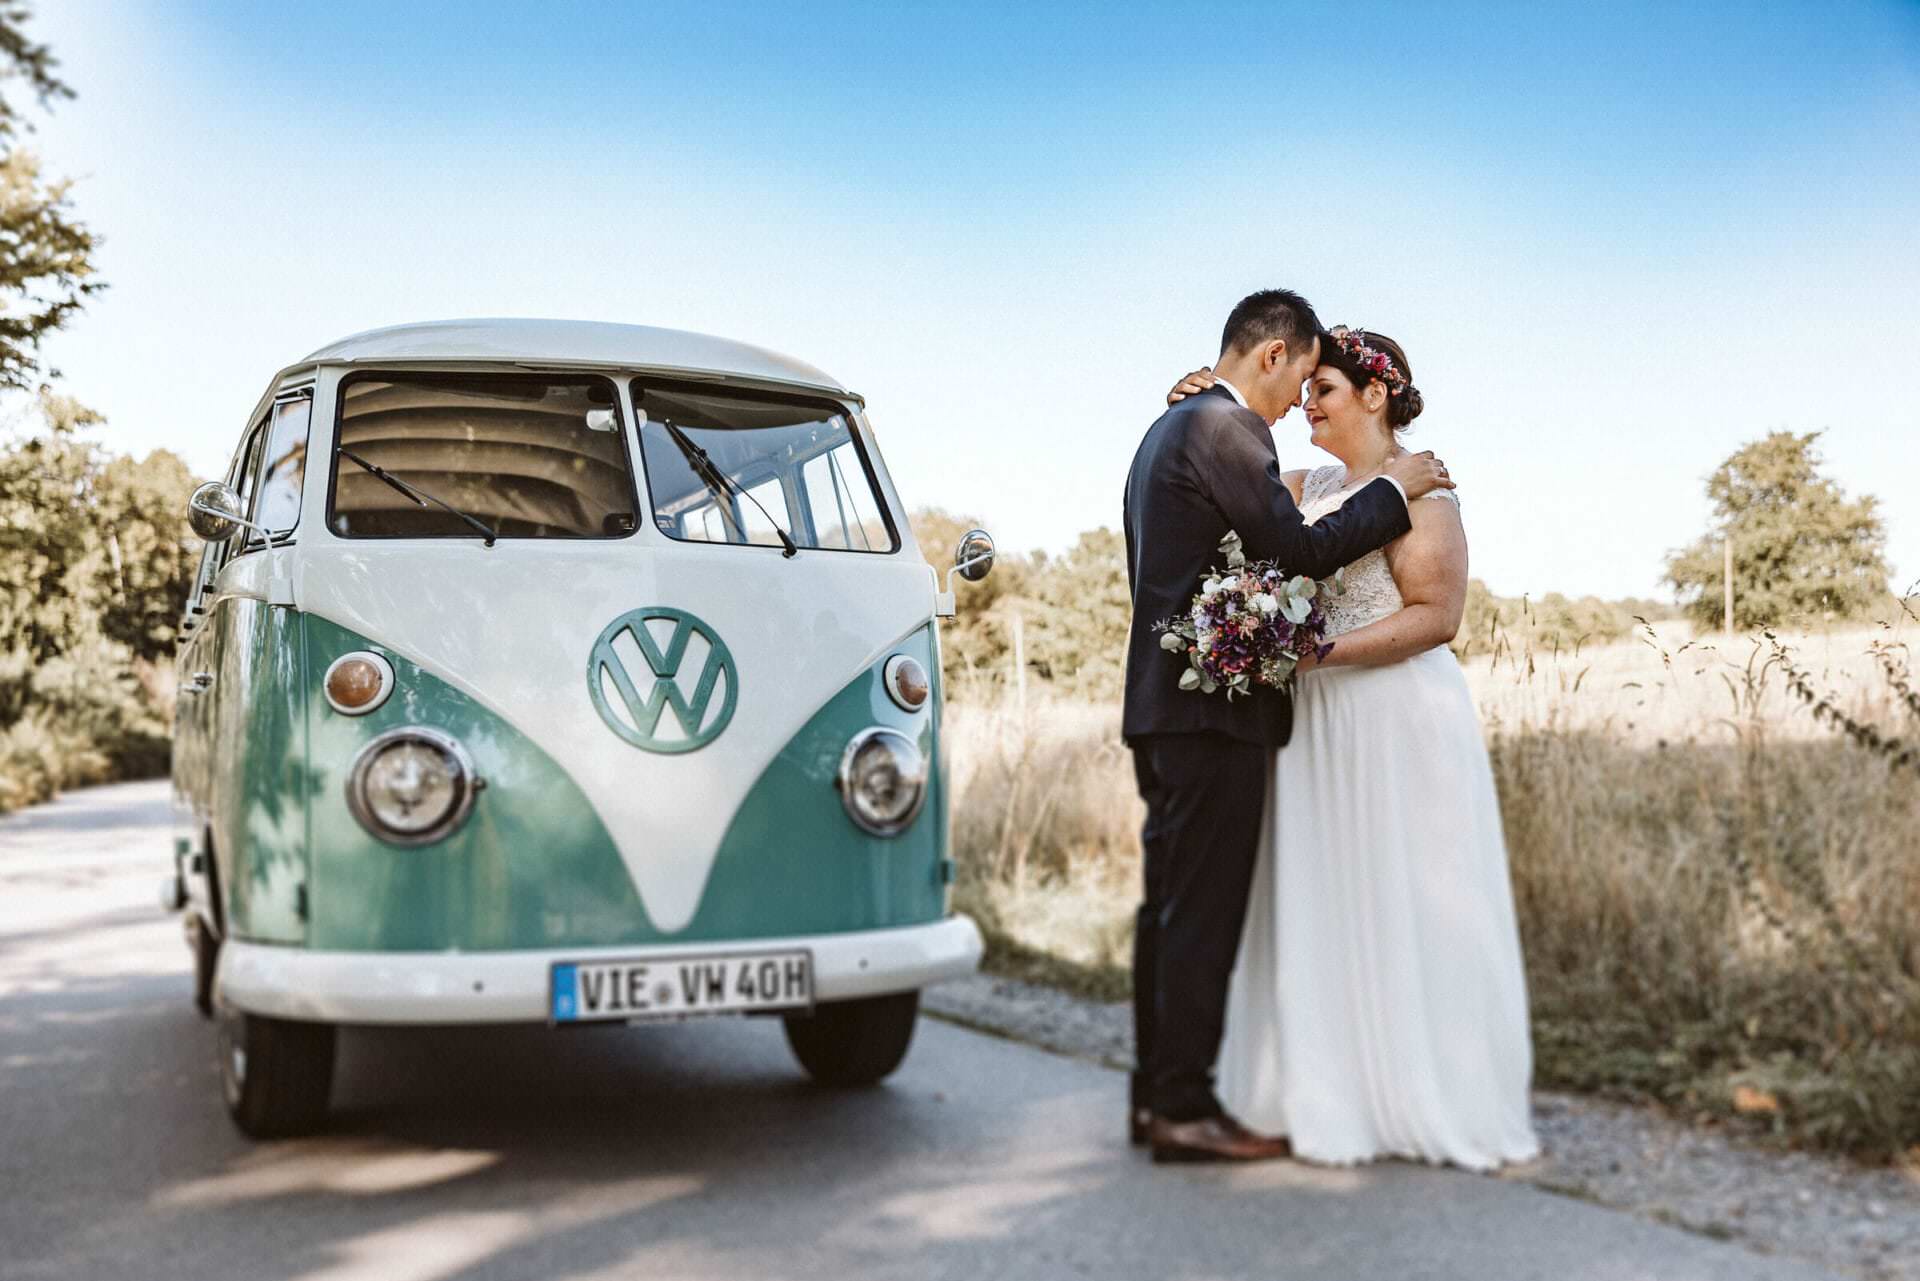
[946,619,1920,1158]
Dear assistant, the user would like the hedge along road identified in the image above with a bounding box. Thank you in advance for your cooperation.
[0,781,1843,1281]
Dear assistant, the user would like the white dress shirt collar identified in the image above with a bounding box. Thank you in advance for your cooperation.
[1211,376,1249,409]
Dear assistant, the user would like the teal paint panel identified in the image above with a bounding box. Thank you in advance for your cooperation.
[209,598,310,943]
[304,614,656,952]
[303,616,947,951]
[685,624,947,937]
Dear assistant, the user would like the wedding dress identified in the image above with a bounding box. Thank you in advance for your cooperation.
[1217,464,1540,1171]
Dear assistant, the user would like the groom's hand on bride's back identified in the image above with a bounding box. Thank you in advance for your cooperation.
[1386,450,1455,500]
[1166,367,1217,405]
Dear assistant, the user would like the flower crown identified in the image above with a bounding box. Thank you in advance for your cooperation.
[1326,326,1411,398]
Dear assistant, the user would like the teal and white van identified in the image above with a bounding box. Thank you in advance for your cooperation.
[163,319,992,1137]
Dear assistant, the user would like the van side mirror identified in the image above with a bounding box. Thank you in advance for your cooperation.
[954,529,995,583]
[936,528,995,618]
[187,480,267,543]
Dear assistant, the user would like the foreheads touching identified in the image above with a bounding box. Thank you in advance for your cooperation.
[1214,288,1324,424]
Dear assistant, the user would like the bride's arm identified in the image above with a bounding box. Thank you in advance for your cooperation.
[1310,496,1468,669]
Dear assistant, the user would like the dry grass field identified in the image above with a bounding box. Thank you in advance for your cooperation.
[946,617,1920,1159]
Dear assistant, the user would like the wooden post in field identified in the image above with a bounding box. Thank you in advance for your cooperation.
[1723,534,1734,635]
[1010,607,1027,720]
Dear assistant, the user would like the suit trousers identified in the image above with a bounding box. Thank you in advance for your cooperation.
[1129,731,1270,1122]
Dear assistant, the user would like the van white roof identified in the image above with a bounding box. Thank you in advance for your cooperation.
[301,318,851,396]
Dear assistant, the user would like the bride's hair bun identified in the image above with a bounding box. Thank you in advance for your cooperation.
[1390,382,1425,430]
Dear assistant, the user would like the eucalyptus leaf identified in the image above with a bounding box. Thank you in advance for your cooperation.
[1281,595,1312,624]
[1179,668,1201,691]
[1159,631,1185,651]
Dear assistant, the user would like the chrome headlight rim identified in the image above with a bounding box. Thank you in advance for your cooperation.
[836,726,928,837]
[323,650,396,717]
[344,726,480,847]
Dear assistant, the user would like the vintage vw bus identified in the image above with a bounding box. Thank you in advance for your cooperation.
[162,319,993,1137]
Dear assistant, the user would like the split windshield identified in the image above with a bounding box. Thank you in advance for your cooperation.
[633,383,896,553]
[327,373,639,540]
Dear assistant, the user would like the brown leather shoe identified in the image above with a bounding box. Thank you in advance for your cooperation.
[1149,1113,1293,1164]
[1129,1106,1154,1146]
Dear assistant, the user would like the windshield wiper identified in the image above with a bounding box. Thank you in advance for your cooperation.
[659,419,799,558]
[337,447,499,547]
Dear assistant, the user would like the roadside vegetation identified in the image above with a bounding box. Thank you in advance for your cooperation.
[0,393,199,811]
[0,5,191,814]
[943,618,1920,1160]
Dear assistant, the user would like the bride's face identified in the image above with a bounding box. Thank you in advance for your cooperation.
[1303,365,1387,455]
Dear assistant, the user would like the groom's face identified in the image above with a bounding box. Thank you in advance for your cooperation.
[1251,336,1323,425]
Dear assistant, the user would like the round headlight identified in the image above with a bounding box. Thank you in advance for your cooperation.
[324,651,395,715]
[345,727,479,846]
[882,655,930,711]
[837,727,927,836]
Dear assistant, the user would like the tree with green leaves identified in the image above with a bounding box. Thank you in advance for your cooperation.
[0,3,100,389]
[0,392,199,796]
[1666,431,1889,631]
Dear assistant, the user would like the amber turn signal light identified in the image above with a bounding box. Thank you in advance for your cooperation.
[883,655,930,711]
[324,651,395,716]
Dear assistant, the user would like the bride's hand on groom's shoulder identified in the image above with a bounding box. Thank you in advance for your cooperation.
[1166,367,1216,405]
[1385,450,1455,500]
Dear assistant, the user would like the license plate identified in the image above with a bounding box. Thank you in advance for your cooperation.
[549,949,813,1024]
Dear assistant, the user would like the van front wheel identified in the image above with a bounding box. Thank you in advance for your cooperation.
[783,991,919,1086]
[217,1008,336,1138]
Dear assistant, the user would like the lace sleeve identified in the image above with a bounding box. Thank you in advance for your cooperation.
[1422,486,1460,509]
[1302,465,1342,504]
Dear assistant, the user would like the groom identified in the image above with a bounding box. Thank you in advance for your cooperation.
[1121,288,1451,1163]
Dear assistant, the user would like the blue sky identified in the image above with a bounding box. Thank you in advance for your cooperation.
[16,0,1920,600]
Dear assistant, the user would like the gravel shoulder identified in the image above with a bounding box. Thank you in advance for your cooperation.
[925,973,1920,1281]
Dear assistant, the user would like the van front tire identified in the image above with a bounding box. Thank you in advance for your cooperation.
[783,991,919,1086]
[218,1008,336,1138]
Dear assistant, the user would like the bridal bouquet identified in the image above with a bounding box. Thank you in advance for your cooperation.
[1155,532,1342,698]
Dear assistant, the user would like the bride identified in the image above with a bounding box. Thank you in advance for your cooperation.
[1167,329,1539,1171]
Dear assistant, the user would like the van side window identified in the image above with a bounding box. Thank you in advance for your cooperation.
[220,424,267,565]
[247,395,312,544]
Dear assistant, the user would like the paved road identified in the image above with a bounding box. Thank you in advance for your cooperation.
[0,781,1843,1281]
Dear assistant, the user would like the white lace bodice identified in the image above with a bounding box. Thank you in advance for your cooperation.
[1299,464,1458,638]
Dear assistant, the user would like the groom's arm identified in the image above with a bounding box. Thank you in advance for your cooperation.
[1193,416,1411,579]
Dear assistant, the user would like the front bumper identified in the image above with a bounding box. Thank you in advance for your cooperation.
[215,915,983,1024]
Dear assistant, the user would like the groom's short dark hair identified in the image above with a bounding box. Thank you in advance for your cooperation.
[1220,289,1323,359]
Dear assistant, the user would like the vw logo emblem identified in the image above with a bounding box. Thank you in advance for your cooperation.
[587,607,738,754]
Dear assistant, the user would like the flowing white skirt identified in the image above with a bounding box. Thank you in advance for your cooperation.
[1218,646,1540,1171]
